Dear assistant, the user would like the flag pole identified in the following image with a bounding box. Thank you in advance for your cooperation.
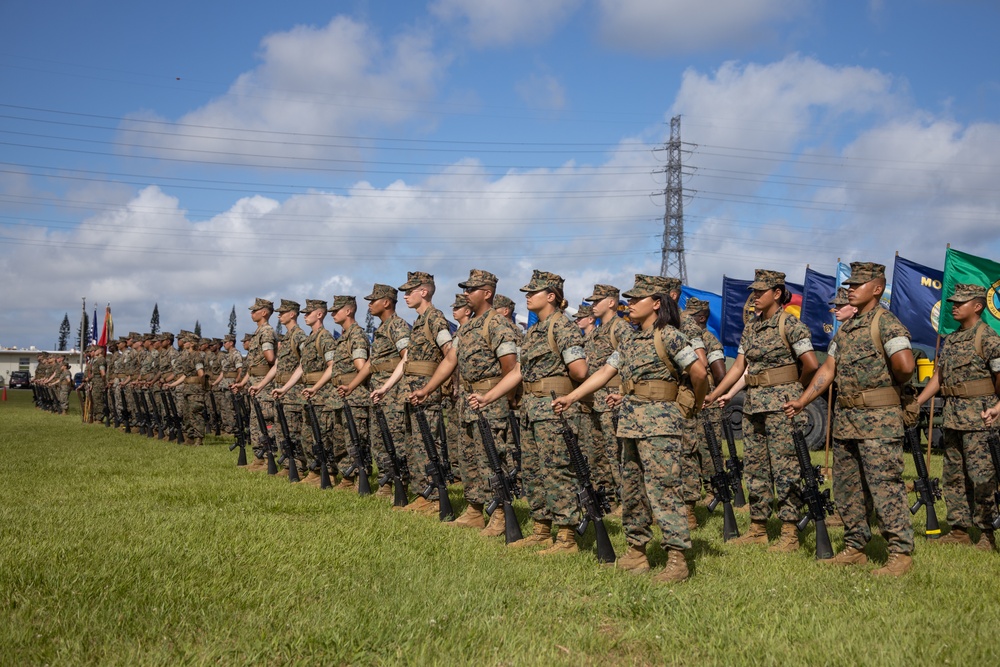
[80,297,86,370]
[823,383,833,474]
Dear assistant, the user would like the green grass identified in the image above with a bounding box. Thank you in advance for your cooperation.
[1,389,997,666]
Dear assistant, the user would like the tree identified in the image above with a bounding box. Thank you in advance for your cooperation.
[150,303,160,334]
[77,311,89,351]
[194,320,201,338]
[228,305,237,338]
[274,321,285,336]
[58,314,70,351]
[364,311,375,341]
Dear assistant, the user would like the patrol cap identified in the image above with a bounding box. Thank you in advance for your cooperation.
[458,268,498,290]
[330,295,356,311]
[199,338,211,346]
[242,333,253,342]
[399,271,434,291]
[277,299,300,313]
[623,274,672,299]
[947,283,987,303]
[663,277,682,294]
[224,334,236,342]
[162,332,174,341]
[749,269,786,291]
[179,330,193,339]
[451,294,470,309]
[842,262,886,286]
[494,294,515,311]
[684,297,710,314]
[364,284,398,301]
[304,298,327,312]
[127,331,141,341]
[249,297,274,312]
[575,304,595,320]
[211,338,222,346]
[143,333,155,342]
[520,270,564,293]
[828,287,850,307]
[587,284,620,302]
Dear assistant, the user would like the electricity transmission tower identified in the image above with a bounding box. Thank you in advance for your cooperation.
[660,115,687,283]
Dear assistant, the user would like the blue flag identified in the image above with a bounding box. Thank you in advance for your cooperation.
[800,268,837,352]
[526,311,538,329]
[889,255,943,347]
[721,276,804,358]
[679,286,722,340]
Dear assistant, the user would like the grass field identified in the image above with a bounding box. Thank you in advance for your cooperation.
[1,388,997,666]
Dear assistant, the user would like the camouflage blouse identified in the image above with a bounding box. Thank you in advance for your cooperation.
[246,323,277,376]
[584,315,633,413]
[300,327,337,406]
[519,310,586,423]
[937,322,1000,431]
[334,323,370,409]
[455,308,519,424]
[403,305,453,404]
[738,311,813,414]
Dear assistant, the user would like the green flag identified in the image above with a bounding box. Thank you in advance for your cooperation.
[940,247,1000,335]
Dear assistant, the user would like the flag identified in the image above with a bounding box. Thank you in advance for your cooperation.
[90,308,98,346]
[940,248,1000,335]
[98,306,112,349]
[679,285,722,340]
[889,255,943,347]
[800,268,837,352]
[527,311,538,329]
[720,276,804,358]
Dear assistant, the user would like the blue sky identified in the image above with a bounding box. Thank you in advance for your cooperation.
[1,0,998,348]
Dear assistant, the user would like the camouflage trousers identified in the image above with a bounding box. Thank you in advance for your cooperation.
[91,383,107,422]
[587,409,621,501]
[443,397,464,485]
[404,403,444,495]
[834,437,914,555]
[248,381,274,461]
[300,405,333,476]
[522,414,583,526]
[215,385,236,434]
[942,429,999,531]
[179,385,205,440]
[742,411,804,523]
[57,385,70,413]
[621,435,689,551]
[335,405,370,479]
[459,416,509,506]
[276,400,304,472]
[371,402,408,488]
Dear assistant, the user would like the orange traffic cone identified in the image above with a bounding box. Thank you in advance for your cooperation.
[2,387,6,401]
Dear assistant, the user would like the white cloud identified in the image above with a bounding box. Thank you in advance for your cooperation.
[597,0,807,55]
[514,72,567,110]
[430,0,582,47]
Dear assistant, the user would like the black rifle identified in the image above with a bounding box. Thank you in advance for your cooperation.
[373,403,409,507]
[109,386,121,428]
[159,391,177,442]
[551,392,614,562]
[720,406,748,507]
[414,406,455,520]
[508,411,523,481]
[343,403,373,495]
[119,387,132,434]
[702,411,740,541]
[165,390,185,444]
[130,388,147,436]
[475,408,522,543]
[135,389,154,439]
[906,425,941,539]
[303,400,331,488]
[251,395,278,475]
[207,389,222,436]
[146,389,165,439]
[437,411,456,483]
[982,398,1000,530]
[274,400,301,483]
[102,386,112,427]
[228,390,248,466]
[791,418,835,559]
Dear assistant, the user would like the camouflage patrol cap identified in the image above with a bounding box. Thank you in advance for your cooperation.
[663,277,682,294]
[842,262,886,286]
[304,298,327,312]
[451,293,470,309]
[277,299,300,313]
[242,333,253,342]
[623,274,672,298]
[224,334,236,342]
[179,330,193,338]
[684,297,710,314]
[494,294,515,311]
[520,270,564,293]
[127,331,141,341]
[399,271,434,291]
[199,338,212,347]
[575,304,595,320]
[947,283,987,303]
[249,297,274,312]
[828,287,850,307]
[143,333,155,342]
[586,284,620,302]
[749,269,786,291]
[458,268,498,290]
[162,332,174,341]
[330,295,356,311]
[211,338,222,346]
[364,284,398,301]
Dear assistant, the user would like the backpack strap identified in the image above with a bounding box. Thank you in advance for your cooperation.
[974,320,987,361]
[610,321,619,350]
[653,328,681,380]
[777,311,793,356]
[547,316,559,356]
[481,309,496,351]
[870,308,886,360]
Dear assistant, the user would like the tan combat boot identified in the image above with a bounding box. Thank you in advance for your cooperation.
[302,472,323,487]
[729,520,768,546]
[615,545,650,574]
[939,527,973,545]
[824,546,868,566]
[336,477,355,491]
[872,553,912,577]
[246,458,266,472]
[767,522,799,553]
[509,519,553,548]
[450,503,486,529]
[375,484,393,499]
[686,503,699,531]
[401,496,435,513]
[653,549,689,583]
[538,526,578,556]
[275,468,289,478]
[480,507,507,537]
[975,530,996,552]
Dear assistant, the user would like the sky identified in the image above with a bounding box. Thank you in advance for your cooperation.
[1,0,999,349]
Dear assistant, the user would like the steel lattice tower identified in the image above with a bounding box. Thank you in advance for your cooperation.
[659,115,686,283]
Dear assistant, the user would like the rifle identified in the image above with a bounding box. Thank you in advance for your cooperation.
[274,400,301,483]
[228,390,248,466]
[905,425,942,538]
[373,403,409,507]
[165,390,186,444]
[791,416,835,559]
[132,388,150,436]
[343,403,373,495]
[551,391,614,562]
[159,391,177,442]
[146,389,165,440]
[414,406,455,520]
[304,400,332,488]
[720,406,748,507]
[475,408,523,543]
[208,389,222,436]
[982,398,1000,530]
[437,411,456,483]
[102,386,111,427]
[119,387,132,434]
[109,386,121,428]
[508,411,523,481]
[136,389,155,439]
[701,411,740,541]
[250,395,278,475]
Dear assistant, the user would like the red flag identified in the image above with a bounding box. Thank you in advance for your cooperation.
[98,306,112,349]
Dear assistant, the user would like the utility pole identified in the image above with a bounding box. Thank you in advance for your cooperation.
[660,115,686,284]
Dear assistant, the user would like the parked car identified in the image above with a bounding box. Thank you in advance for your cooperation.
[9,370,31,389]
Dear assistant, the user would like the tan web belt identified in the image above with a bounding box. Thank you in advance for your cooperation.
[603,376,621,389]
[223,372,239,378]
[622,379,678,402]
[404,360,439,377]
[334,372,358,386]
[183,377,203,385]
[837,386,900,409]
[249,364,270,376]
[371,358,401,374]
[940,378,995,398]
[302,371,325,384]
[746,364,799,388]
[275,372,293,384]
[461,376,503,393]
[522,376,574,397]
